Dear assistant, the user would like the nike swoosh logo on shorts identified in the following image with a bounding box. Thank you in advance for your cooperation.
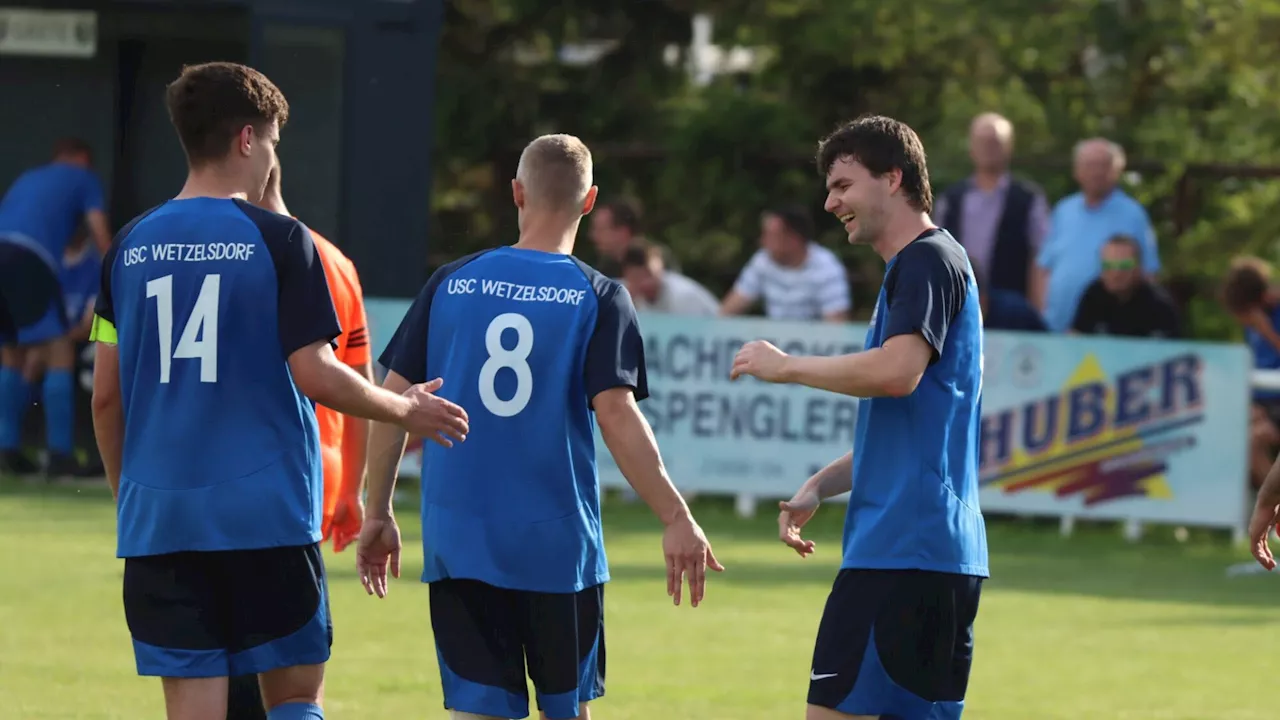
[810,671,839,681]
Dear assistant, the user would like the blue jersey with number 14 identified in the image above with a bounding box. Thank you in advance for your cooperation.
[94,198,342,559]
[380,247,648,594]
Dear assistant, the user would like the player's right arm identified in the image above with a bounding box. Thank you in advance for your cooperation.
[272,222,467,439]
[588,281,724,607]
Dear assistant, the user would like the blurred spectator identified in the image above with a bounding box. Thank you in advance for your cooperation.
[1221,256,1280,489]
[620,239,718,316]
[934,113,1049,302]
[971,254,1046,332]
[0,137,110,477]
[59,228,101,343]
[588,198,678,277]
[1071,234,1180,338]
[720,205,851,322]
[1036,138,1159,332]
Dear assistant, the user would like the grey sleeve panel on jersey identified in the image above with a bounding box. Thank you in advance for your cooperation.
[577,260,649,404]
[94,204,162,326]
[379,250,491,385]
[236,200,341,358]
[882,238,970,362]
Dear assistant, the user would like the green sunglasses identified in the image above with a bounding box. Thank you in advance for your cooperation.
[1101,258,1137,271]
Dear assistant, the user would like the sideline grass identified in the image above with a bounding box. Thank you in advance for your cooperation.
[0,479,1272,719]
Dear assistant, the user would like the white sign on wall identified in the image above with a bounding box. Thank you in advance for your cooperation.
[0,9,97,59]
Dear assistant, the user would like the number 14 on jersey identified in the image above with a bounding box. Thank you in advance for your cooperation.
[147,273,220,384]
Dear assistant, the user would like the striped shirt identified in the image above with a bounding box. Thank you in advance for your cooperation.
[732,243,851,321]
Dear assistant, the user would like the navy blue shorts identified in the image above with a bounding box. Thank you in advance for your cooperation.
[429,579,605,720]
[808,569,982,720]
[0,241,68,347]
[122,543,332,678]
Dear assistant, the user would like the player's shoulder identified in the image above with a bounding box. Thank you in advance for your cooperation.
[898,228,967,270]
[566,254,632,307]
[230,199,307,246]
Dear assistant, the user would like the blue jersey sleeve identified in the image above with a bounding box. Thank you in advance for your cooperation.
[379,251,489,384]
[882,237,970,362]
[584,279,649,404]
[379,274,440,385]
[236,201,341,357]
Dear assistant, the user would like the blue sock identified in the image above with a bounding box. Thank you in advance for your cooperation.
[267,702,324,720]
[0,368,29,451]
[42,369,74,455]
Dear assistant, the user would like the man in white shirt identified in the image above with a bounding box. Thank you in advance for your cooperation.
[620,240,718,316]
[720,206,851,322]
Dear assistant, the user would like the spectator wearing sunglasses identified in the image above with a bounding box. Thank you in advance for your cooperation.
[1070,233,1181,338]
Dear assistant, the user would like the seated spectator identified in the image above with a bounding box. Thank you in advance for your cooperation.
[588,197,678,276]
[972,254,1046,332]
[1071,234,1181,338]
[619,239,718,316]
[1036,138,1159,332]
[720,205,851,322]
[1222,256,1280,489]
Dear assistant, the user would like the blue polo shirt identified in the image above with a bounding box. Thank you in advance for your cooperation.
[1036,189,1158,332]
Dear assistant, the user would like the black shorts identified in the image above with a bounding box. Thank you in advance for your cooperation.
[0,240,68,347]
[122,543,332,678]
[808,569,982,720]
[429,579,605,720]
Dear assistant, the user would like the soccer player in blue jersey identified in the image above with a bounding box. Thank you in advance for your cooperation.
[358,133,723,720]
[0,137,112,477]
[731,115,988,720]
[88,62,469,720]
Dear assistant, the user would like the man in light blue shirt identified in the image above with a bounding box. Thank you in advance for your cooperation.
[1035,138,1158,332]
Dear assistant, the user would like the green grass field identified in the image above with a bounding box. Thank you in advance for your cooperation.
[0,478,1273,719]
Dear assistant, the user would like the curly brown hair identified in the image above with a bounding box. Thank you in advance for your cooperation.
[165,62,289,167]
[816,115,933,215]
[1222,256,1273,314]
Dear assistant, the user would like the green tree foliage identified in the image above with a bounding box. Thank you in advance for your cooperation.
[431,0,1280,335]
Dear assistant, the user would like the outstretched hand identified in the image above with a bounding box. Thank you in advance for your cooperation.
[401,377,469,447]
[355,516,402,598]
[662,514,725,607]
[778,484,821,557]
[730,340,791,384]
[1248,502,1280,570]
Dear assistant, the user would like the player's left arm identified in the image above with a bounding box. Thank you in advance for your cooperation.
[770,245,962,398]
[89,241,122,499]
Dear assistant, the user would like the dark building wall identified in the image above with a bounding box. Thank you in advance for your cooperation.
[0,0,439,297]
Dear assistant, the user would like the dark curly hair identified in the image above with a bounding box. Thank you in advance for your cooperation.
[816,114,933,214]
[165,62,289,166]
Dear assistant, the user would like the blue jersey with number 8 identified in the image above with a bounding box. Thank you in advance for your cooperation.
[380,247,648,593]
[93,198,341,558]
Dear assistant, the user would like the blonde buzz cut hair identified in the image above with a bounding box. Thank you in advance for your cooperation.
[515,133,593,212]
